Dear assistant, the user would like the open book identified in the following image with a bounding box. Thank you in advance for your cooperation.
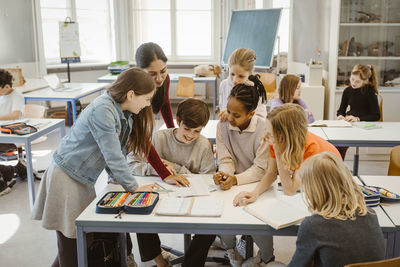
[156,175,212,198]
[155,197,223,217]
[243,189,310,230]
[309,120,352,127]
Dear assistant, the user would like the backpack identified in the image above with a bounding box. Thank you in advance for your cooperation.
[88,233,121,267]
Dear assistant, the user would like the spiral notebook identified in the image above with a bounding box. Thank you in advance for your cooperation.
[155,197,223,217]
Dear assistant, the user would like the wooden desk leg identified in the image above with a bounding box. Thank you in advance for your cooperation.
[76,226,88,267]
[25,140,35,211]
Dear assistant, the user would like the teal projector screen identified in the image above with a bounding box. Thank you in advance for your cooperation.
[222,9,282,68]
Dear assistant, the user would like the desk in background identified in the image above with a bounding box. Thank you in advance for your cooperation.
[98,74,218,119]
[321,122,400,175]
[358,175,400,257]
[23,83,109,125]
[76,175,396,266]
[0,119,65,211]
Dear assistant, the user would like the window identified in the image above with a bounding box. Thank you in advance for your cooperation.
[40,0,114,64]
[255,0,290,53]
[131,0,216,62]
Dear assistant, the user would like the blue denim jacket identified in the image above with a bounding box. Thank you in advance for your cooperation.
[53,91,138,192]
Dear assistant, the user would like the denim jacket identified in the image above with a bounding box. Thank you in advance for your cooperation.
[53,91,138,192]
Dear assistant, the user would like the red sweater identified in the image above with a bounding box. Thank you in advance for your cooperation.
[146,74,175,179]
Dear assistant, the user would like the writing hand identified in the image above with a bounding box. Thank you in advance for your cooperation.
[164,174,190,187]
[233,191,258,206]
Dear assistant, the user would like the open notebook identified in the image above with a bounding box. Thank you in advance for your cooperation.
[309,120,352,127]
[243,187,310,230]
[155,197,223,217]
[156,175,213,198]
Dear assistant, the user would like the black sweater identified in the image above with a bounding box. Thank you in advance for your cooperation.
[288,212,385,267]
[337,85,380,121]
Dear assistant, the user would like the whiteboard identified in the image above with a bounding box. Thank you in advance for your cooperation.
[222,9,282,68]
[59,21,81,60]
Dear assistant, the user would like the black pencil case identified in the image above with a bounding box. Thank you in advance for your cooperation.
[96,191,159,215]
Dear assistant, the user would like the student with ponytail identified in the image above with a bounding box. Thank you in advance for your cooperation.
[219,48,267,120]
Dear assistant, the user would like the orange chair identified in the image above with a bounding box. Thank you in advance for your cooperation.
[388,146,400,176]
[258,72,276,100]
[176,76,195,98]
[344,257,400,267]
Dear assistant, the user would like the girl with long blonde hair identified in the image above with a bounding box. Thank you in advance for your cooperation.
[288,152,384,266]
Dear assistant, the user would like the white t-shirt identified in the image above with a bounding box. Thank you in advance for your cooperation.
[0,90,25,118]
[218,78,267,119]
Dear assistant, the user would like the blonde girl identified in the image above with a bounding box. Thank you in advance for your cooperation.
[288,152,385,266]
[218,48,267,120]
[270,74,315,123]
[233,103,341,202]
[337,64,380,122]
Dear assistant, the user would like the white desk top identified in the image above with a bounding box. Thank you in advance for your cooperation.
[15,78,49,94]
[76,175,395,231]
[308,127,327,140]
[0,119,65,142]
[359,175,400,228]
[23,83,109,99]
[98,74,216,83]
[321,122,400,145]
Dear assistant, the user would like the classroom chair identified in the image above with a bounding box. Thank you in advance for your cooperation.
[388,146,400,176]
[344,256,400,267]
[176,76,195,98]
[258,72,276,100]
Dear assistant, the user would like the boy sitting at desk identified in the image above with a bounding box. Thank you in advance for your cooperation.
[128,98,216,267]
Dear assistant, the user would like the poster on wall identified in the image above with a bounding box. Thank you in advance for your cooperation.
[59,20,81,63]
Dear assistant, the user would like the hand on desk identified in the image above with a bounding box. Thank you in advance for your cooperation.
[135,183,160,192]
[213,171,237,190]
[233,191,257,207]
[344,115,360,122]
[164,174,190,187]
[161,158,177,175]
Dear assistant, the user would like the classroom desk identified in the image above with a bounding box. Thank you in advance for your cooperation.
[358,175,400,257]
[0,119,65,211]
[23,83,109,125]
[75,175,396,266]
[321,122,400,175]
[98,74,218,119]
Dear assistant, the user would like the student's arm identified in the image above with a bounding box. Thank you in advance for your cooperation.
[235,139,269,185]
[0,110,22,120]
[297,98,315,123]
[287,218,316,267]
[199,140,217,174]
[233,157,278,206]
[160,75,175,128]
[359,91,380,121]
[216,123,235,176]
[337,88,349,118]
[275,151,302,196]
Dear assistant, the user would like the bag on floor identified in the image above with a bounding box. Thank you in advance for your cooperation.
[88,233,121,267]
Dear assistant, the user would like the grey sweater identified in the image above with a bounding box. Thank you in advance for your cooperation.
[288,211,385,267]
[128,128,215,175]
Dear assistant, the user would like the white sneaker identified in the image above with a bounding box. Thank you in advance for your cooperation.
[211,236,226,250]
[161,248,174,261]
[126,253,138,267]
[226,248,243,267]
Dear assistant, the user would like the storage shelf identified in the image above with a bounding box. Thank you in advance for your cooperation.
[338,56,400,60]
[340,23,400,26]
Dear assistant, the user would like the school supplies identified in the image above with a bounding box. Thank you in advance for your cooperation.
[309,120,352,127]
[361,185,400,203]
[96,191,159,214]
[155,197,223,217]
[360,185,380,207]
[156,176,211,198]
[243,189,310,230]
[0,122,37,135]
[353,122,382,130]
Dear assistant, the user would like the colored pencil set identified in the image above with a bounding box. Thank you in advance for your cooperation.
[96,191,160,214]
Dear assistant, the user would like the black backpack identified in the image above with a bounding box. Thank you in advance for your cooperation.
[88,233,121,267]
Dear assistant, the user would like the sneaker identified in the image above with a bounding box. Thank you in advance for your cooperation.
[0,178,15,197]
[15,159,41,180]
[211,236,226,250]
[161,248,174,261]
[225,248,243,267]
[126,253,138,267]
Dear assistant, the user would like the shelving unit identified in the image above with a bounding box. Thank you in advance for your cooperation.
[328,0,400,121]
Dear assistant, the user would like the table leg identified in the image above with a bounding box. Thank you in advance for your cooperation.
[67,101,72,126]
[25,140,35,211]
[77,226,88,267]
[395,231,400,257]
[353,147,359,176]
[60,123,66,138]
[385,231,395,259]
[72,99,77,124]
[119,233,127,267]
